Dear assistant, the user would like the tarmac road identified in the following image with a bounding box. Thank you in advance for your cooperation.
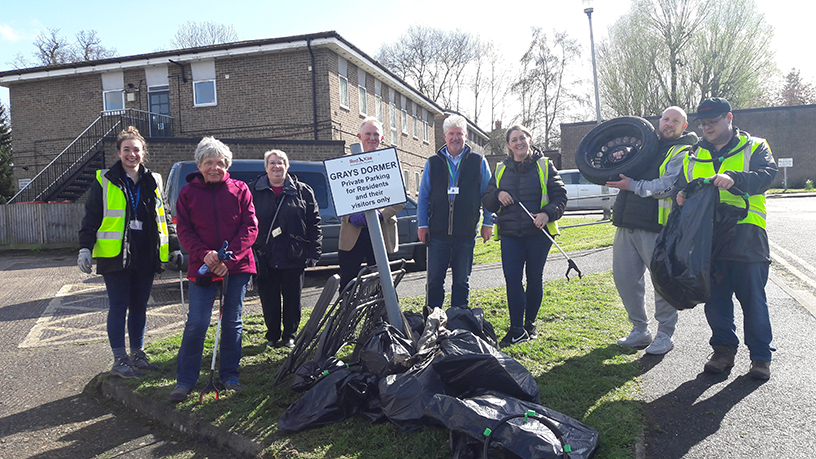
[1,197,815,458]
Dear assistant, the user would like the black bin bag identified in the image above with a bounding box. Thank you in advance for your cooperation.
[434,329,540,404]
[424,392,599,459]
[650,180,719,310]
[445,305,498,348]
[358,321,416,378]
[378,351,446,432]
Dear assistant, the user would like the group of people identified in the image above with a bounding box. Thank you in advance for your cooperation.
[79,128,323,403]
[605,97,777,380]
[77,97,777,404]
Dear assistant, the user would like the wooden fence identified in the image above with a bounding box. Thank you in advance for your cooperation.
[0,202,84,249]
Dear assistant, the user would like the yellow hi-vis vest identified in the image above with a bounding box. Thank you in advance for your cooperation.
[657,144,693,226]
[683,134,769,229]
[92,170,170,261]
[494,157,559,239]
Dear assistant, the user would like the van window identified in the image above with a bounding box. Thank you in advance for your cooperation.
[294,172,329,209]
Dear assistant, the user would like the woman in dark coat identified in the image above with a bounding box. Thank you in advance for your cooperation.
[251,150,322,349]
[78,126,181,378]
[482,124,568,347]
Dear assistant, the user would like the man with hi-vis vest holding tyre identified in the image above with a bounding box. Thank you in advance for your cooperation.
[675,97,778,380]
[605,107,698,356]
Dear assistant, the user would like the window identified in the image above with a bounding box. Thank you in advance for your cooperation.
[103,90,125,111]
[101,71,124,111]
[359,85,368,115]
[415,171,421,196]
[338,57,349,109]
[191,61,217,107]
[413,116,418,139]
[375,95,383,122]
[423,112,430,143]
[358,69,368,115]
[401,109,408,133]
[390,103,398,144]
[403,169,410,193]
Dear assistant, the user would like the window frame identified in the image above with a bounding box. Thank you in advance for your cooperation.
[339,75,350,109]
[358,85,368,115]
[390,103,398,144]
[103,89,125,111]
[401,108,408,134]
[193,79,217,107]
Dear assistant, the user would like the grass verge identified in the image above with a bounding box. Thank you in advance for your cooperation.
[123,270,640,458]
[474,216,616,264]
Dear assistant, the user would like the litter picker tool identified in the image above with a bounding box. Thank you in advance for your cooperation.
[178,269,186,318]
[517,202,582,280]
[198,241,234,403]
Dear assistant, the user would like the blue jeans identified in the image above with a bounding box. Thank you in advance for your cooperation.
[705,260,773,361]
[175,273,250,388]
[501,234,552,329]
[426,234,476,308]
[103,268,155,352]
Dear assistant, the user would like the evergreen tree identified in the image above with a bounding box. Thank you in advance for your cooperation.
[0,104,13,204]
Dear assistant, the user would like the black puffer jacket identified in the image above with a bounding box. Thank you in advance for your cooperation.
[482,149,567,238]
[250,173,322,270]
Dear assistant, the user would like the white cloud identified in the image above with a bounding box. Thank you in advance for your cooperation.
[0,24,20,41]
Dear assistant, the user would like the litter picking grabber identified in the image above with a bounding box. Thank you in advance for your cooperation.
[517,202,582,280]
[199,241,234,403]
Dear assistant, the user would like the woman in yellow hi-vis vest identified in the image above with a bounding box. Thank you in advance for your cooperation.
[78,127,181,379]
[482,124,568,347]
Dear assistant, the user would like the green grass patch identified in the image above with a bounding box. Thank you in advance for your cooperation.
[474,216,616,264]
[130,271,640,458]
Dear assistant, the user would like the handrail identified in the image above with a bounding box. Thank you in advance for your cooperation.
[9,109,174,204]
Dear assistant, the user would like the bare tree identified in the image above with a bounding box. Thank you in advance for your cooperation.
[511,28,583,150]
[770,69,816,106]
[598,0,774,116]
[7,28,116,68]
[169,21,238,49]
[377,26,479,109]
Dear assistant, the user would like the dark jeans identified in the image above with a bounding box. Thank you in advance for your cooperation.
[257,268,304,342]
[102,268,155,352]
[175,273,250,388]
[426,234,476,308]
[705,260,773,361]
[500,234,552,329]
[338,227,375,293]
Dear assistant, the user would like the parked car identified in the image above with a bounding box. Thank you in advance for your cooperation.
[164,159,426,270]
[560,169,619,211]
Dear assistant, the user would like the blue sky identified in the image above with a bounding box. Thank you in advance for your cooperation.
[1,0,812,117]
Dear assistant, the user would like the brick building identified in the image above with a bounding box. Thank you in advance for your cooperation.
[0,31,446,203]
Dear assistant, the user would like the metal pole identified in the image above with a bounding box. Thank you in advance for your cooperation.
[585,7,602,125]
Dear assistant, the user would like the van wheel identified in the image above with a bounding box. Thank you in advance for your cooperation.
[576,116,659,185]
[412,245,427,271]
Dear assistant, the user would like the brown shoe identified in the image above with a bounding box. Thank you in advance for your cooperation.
[704,345,736,374]
[748,360,771,380]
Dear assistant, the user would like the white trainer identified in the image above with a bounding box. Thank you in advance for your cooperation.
[617,329,652,348]
[645,331,674,355]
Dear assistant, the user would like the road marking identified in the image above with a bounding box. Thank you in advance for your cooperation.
[18,283,186,349]
[769,240,816,277]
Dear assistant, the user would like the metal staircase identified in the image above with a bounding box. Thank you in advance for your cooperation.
[8,109,173,204]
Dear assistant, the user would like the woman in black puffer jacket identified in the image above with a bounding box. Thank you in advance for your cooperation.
[482,124,568,346]
[250,150,322,349]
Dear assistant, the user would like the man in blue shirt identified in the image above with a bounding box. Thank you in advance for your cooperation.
[417,115,493,308]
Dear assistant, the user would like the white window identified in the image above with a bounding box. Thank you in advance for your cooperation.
[415,171,421,196]
[390,103,398,144]
[101,71,125,111]
[191,61,217,107]
[423,111,430,143]
[358,69,368,115]
[338,57,349,109]
[375,95,383,122]
[103,90,125,111]
[403,169,410,193]
[401,96,408,134]
[359,86,368,115]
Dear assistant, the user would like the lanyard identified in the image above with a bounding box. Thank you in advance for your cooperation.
[445,155,461,188]
[125,178,141,215]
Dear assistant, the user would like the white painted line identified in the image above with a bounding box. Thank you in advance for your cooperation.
[769,240,816,276]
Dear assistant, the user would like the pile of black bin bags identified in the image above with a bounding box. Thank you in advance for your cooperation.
[278,305,599,459]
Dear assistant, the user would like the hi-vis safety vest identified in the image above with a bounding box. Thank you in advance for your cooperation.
[494,157,559,239]
[92,170,170,261]
[657,144,693,226]
[683,134,769,229]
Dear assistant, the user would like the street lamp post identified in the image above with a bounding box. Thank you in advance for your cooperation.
[584,0,610,218]
[584,0,601,124]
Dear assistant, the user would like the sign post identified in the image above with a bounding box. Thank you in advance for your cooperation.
[324,145,407,331]
[778,158,793,189]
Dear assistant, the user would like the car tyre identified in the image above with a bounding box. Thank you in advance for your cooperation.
[576,116,659,185]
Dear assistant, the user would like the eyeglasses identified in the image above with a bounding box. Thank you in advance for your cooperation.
[697,114,725,129]
[268,161,286,166]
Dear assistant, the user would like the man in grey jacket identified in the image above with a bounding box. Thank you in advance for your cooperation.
[605,106,698,354]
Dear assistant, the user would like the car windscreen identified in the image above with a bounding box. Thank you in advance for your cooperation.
[227,170,329,209]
